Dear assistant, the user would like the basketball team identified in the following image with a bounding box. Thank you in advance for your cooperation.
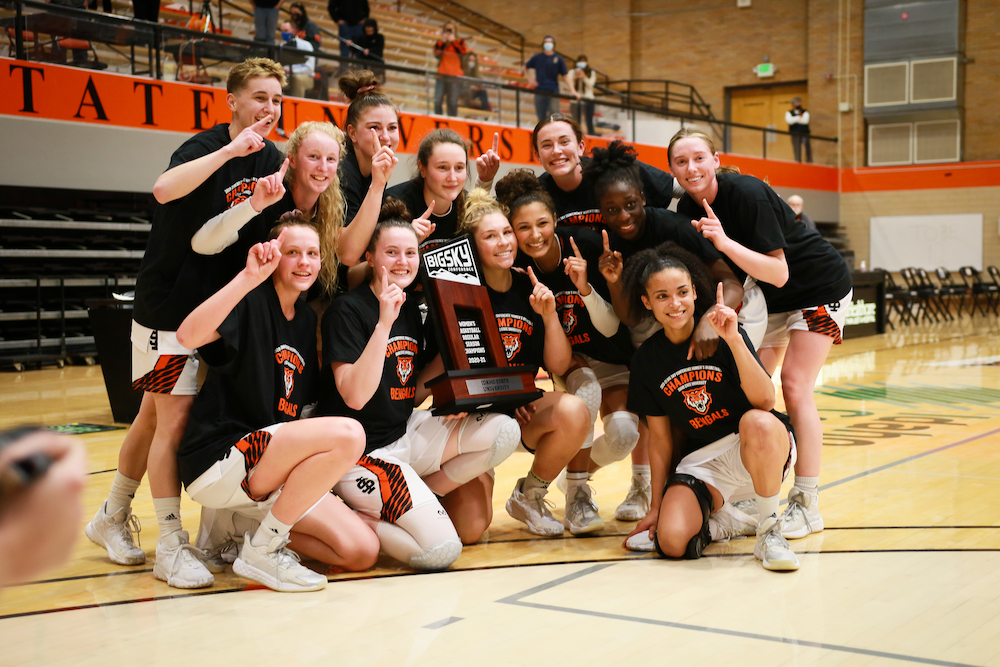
[84,58,853,592]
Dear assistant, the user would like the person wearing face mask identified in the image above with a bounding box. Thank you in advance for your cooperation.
[567,55,596,135]
[288,2,321,51]
[433,22,468,117]
[526,36,573,123]
[279,20,315,99]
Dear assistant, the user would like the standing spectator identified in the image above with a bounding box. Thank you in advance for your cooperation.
[567,54,596,135]
[787,195,817,232]
[355,17,385,80]
[328,0,369,63]
[280,20,315,98]
[525,36,572,124]
[461,52,491,111]
[252,0,282,44]
[289,2,322,51]
[786,97,812,163]
[433,22,467,117]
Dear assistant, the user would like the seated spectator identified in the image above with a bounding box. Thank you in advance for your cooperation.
[289,2,322,51]
[280,20,315,99]
[787,195,817,232]
[461,52,491,111]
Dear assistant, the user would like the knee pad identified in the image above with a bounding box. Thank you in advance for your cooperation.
[566,367,601,426]
[409,538,463,571]
[589,411,640,468]
[666,473,712,559]
[444,414,520,485]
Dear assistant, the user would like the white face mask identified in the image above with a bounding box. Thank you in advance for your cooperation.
[543,42,554,53]
[576,61,587,69]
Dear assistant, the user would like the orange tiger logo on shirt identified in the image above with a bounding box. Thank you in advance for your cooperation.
[681,384,712,415]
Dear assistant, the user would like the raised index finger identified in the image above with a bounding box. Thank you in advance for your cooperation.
[276,157,289,180]
[716,281,725,306]
[249,115,273,134]
[569,235,583,259]
[601,229,611,252]
[703,199,718,220]
[527,265,538,286]
[422,201,436,220]
[491,132,500,154]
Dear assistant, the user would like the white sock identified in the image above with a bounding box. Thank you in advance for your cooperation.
[794,476,819,495]
[756,492,780,525]
[521,470,550,495]
[106,472,140,516]
[153,497,182,539]
[632,464,651,482]
[251,511,293,548]
[565,470,589,490]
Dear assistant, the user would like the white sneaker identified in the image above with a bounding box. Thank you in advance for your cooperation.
[615,475,651,521]
[506,479,564,536]
[233,531,327,592]
[85,502,146,565]
[195,508,261,573]
[564,483,605,535]
[553,468,568,495]
[732,498,759,519]
[709,503,757,542]
[754,516,800,571]
[153,531,215,589]
[781,488,824,539]
[624,531,656,552]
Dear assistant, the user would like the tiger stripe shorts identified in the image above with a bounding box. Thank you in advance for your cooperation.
[760,288,853,348]
[130,321,198,395]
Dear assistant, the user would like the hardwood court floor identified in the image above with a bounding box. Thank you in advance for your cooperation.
[2,317,1000,666]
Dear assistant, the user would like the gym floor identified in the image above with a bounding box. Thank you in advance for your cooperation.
[2,318,999,667]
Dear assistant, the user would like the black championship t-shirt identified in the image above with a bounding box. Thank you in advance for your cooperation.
[676,173,852,313]
[177,281,318,487]
[385,178,459,252]
[339,144,375,226]
[521,228,633,365]
[134,124,283,331]
[317,284,425,453]
[611,207,722,265]
[539,158,676,231]
[627,326,787,456]
[487,271,546,371]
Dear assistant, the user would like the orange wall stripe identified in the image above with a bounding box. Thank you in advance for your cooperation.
[841,162,1000,193]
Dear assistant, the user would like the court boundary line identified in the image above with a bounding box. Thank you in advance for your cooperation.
[4,548,998,622]
[498,563,982,667]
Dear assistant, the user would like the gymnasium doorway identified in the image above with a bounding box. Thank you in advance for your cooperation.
[726,82,808,161]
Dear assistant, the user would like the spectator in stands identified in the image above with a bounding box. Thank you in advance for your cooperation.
[567,54,596,135]
[787,195,817,232]
[433,22,468,117]
[786,97,812,163]
[461,52,491,112]
[526,35,573,124]
[280,20,315,99]
[289,2,322,51]
[355,18,385,81]
[252,0,282,45]
[328,0,370,63]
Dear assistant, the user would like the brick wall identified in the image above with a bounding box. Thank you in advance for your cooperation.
[964,0,1000,162]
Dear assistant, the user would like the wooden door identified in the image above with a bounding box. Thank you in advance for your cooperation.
[728,84,807,161]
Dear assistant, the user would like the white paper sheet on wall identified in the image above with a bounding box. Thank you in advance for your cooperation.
[870,214,983,271]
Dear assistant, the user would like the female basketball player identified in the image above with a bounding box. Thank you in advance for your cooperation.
[318,201,521,569]
[669,127,853,539]
[532,114,678,230]
[175,214,379,591]
[386,128,503,250]
[444,189,592,538]
[622,243,800,571]
[494,169,634,534]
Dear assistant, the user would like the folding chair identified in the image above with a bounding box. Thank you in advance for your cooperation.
[934,267,969,319]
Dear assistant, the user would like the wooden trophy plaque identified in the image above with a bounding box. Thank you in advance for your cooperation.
[421,235,543,415]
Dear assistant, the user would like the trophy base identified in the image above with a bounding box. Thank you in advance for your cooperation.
[426,367,543,416]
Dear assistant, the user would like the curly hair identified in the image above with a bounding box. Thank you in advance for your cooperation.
[283,121,346,297]
[621,241,717,325]
[457,187,509,238]
[582,140,643,201]
[494,168,556,222]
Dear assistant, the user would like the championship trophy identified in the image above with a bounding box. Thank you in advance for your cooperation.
[420,235,543,415]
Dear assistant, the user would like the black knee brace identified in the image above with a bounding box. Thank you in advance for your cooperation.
[661,473,712,559]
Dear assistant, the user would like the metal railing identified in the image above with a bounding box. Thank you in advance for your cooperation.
[2,0,836,159]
